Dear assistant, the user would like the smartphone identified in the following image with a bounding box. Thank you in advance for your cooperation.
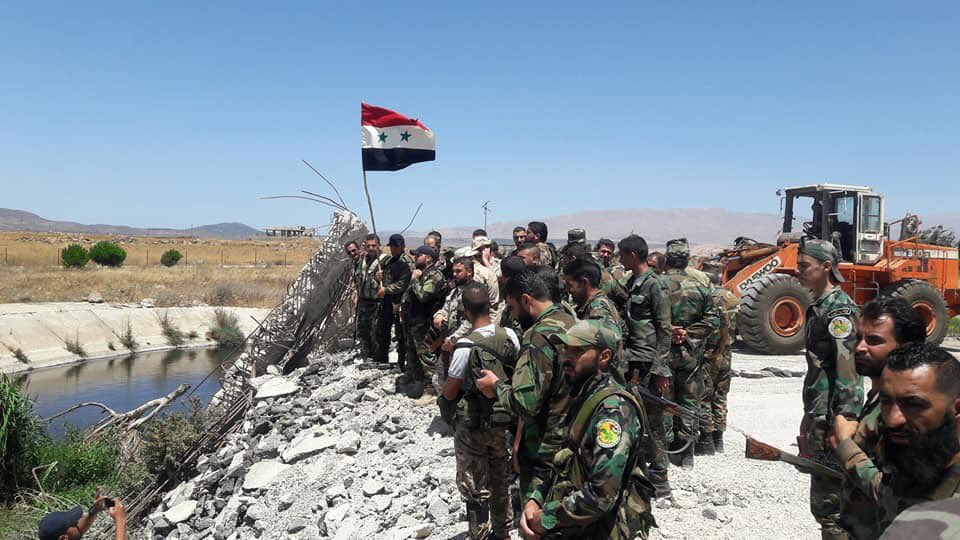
[104,498,115,508]
[472,368,484,379]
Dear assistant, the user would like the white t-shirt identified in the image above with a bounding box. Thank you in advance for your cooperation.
[447,324,519,389]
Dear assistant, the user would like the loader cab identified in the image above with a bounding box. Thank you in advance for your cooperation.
[780,184,884,265]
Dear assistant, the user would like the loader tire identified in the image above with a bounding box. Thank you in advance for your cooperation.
[737,273,813,355]
[886,280,949,345]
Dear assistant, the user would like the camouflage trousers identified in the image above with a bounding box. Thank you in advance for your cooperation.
[664,358,704,447]
[356,298,380,359]
[454,424,513,539]
[402,321,435,383]
[626,361,669,495]
[374,296,405,366]
[811,472,848,539]
[700,348,732,434]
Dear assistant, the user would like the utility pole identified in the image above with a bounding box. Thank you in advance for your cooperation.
[481,201,492,231]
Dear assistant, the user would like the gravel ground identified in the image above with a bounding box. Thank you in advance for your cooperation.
[141,338,960,540]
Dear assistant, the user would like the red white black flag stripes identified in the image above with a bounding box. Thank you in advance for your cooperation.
[361,103,436,171]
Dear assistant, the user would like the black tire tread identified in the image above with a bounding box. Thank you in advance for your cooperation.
[737,273,813,355]
[885,280,949,345]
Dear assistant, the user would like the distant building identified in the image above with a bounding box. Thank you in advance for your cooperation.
[264,226,316,238]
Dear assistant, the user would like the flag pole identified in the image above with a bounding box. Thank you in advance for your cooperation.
[362,167,377,234]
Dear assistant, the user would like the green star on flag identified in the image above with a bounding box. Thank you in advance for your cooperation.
[400,131,411,142]
[377,132,388,143]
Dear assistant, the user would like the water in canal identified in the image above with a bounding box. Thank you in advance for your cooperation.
[13,347,240,438]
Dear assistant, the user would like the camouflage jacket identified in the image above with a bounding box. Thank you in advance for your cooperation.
[622,268,672,378]
[539,242,560,270]
[435,281,474,344]
[577,291,626,383]
[801,286,863,454]
[600,269,629,312]
[684,266,711,288]
[704,286,740,356]
[402,265,448,323]
[355,253,388,300]
[838,390,884,539]
[576,290,624,335]
[381,252,413,299]
[661,269,722,369]
[531,373,643,537]
[495,303,577,496]
[877,459,960,534]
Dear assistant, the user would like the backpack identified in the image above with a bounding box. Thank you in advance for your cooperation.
[548,385,656,539]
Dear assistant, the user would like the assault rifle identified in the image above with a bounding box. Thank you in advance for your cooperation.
[744,436,845,480]
[630,385,699,424]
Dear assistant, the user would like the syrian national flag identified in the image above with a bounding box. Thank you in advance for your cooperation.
[361,102,436,171]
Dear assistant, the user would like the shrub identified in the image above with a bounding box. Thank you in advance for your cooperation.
[118,319,138,351]
[0,374,47,500]
[207,309,245,348]
[89,241,127,267]
[64,331,86,357]
[140,398,207,482]
[949,316,960,337]
[160,249,183,267]
[157,311,185,347]
[61,244,89,268]
[34,429,118,493]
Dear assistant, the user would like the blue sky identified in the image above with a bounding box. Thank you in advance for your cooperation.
[1,2,957,231]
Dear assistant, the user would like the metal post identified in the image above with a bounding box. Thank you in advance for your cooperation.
[362,168,377,234]
[221,250,224,267]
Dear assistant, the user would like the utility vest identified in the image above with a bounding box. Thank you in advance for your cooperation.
[453,327,519,429]
[546,384,655,539]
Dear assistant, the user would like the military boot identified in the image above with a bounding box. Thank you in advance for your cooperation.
[713,431,725,453]
[695,431,715,456]
[465,501,490,540]
[681,445,695,470]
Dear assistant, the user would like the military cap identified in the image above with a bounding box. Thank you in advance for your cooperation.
[414,245,439,259]
[567,228,586,244]
[471,235,492,253]
[39,507,84,540]
[387,233,405,247]
[549,319,621,351]
[665,238,690,257]
[799,237,845,283]
[454,246,475,258]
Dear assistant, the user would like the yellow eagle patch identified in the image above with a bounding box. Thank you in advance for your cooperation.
[596,419,622,449]
[829,316,853,339]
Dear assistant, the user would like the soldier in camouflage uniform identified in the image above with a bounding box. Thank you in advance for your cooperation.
[699,281,740,454]
[562,258,626,385]
[872,344,960,532]
[400,245,449,398]
[432,255,477,389]
[596,238,616,269]
[354,234,388,361]
[527,221,560,270]
[561,243,629,311]
[797,238,864,539]
[440,282,520,540]
[617,234,673,497]
[476,268,577,500]
[832,297,926,539]
[520,319,653,540]
[660,238,721,470]
[374,234,413,366]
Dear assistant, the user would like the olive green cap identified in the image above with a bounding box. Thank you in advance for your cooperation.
[567,228,586,244]
[548,319,621,351]
[666,238,690,257]
[799,238,845,283]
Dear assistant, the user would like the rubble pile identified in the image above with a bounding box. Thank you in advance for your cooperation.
[139,351,469,540]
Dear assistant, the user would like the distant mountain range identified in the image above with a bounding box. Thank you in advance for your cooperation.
[0,209,263,240]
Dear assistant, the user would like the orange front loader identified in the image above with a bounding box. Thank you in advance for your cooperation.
[714,184,959,354]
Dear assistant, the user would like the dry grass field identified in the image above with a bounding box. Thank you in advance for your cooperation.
[0,232,320,308]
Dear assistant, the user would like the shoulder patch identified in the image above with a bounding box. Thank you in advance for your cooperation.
[826,307,854,319]
[596,419,622,448]
[829,316,854,339]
